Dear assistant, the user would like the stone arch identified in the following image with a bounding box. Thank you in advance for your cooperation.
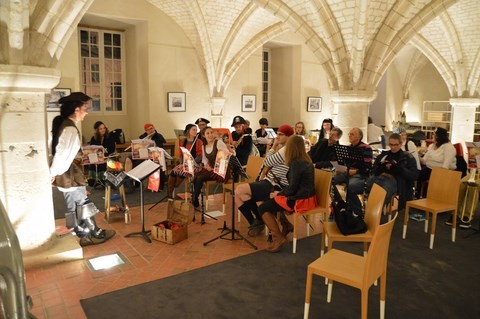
[27,0,94,67]
[411,34,456,96]
[215,1,258,95]
[403,50,429,99]
[222,22,289,92]
[253,0,340,89]
[363,0,456,91]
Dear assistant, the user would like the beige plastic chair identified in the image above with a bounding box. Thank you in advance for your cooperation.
[304,213,398,319]
[292,168,333,253]
[402,167,462,249]
[321,183,387,257]
[222,155,264,215]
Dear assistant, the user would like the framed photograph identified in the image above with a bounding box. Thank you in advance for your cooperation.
[45,88,71,112]
[307,96,322,112]
[167,92,186,112]
[241,94,256,112]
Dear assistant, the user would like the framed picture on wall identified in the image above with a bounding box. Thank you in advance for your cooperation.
[46,88,71,112]
[167,92,186,112]
[241,94,256,112]
[307,96,322,112]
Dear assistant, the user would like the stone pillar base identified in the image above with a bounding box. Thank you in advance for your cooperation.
[23,235,83,269]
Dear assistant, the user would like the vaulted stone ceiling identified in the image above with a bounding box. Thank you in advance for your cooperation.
[146,0,480,98]
[1,0,478,97]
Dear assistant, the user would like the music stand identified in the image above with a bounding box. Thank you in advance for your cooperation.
[125,160,161,243]
[203,155,258,249]
[334,144,366,210]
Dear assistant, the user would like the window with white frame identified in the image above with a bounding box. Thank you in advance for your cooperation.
[79,27,126,113]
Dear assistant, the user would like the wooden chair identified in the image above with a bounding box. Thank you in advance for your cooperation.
[222,155,264,215]
[402,167,462,249]
[292,168,332,254]
[321,183,387,257]
[304,213,398,319]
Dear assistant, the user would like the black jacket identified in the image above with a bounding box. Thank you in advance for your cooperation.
[308,138,337,169]
[139,131,166,148]
[279,160,315,200]
[372,150,418,208]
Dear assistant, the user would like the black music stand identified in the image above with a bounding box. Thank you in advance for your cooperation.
[203,155,257,249]
[334,144,366,210]
[125,160,161,243]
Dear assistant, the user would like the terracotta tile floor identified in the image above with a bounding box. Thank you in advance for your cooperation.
[24,193,323,319]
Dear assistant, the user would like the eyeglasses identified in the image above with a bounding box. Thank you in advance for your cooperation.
[389,143,400,147]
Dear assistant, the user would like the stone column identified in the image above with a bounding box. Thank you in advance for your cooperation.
[210,97,226,127]
[331,90,377,144]
[0,65,60,251]
[449,98,480,157]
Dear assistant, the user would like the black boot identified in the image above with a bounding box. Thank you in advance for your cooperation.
[238,203,255,224]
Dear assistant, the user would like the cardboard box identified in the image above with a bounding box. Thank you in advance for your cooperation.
[151,199,188,244]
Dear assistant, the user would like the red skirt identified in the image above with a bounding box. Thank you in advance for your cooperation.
[274,195,318,213]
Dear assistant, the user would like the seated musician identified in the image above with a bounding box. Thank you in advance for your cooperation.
[167,124,203,198]
[231,116,253,166]
[308,127,343,169]
[234,124,294,236]
[138,123,167,189]
[88,121,116,186]
[333,127,373,216]
[191,126,231,210]
[366,133,418,210]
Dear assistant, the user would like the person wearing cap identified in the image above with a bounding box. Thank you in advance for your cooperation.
[87,121,116,186]
[234,124,295,236]
[231,116,253,166]
[319,118,334,140]
[50,92,116,246]
[139,123,166,148]
[195,118,210,143]
[167,124,203,198]
[333,127,373,216]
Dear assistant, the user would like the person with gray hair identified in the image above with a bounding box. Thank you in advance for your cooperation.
[333,127,373,216]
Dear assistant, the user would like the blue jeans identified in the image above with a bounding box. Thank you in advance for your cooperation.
[334,173,366,214]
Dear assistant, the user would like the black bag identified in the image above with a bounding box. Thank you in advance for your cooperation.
[332,197,367,235]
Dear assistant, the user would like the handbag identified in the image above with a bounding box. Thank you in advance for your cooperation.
[332,198,367,235]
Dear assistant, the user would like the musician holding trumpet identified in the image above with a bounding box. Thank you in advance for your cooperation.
[231,116,253,166]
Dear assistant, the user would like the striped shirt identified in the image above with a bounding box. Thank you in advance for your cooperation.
[263,147,289,188]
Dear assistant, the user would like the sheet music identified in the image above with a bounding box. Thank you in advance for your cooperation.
[148,147,172,171]
[180,147,195,175]
[330,161,347,173]
[126,160,160,182]
[265,128,276,139]
[81,145,105,164]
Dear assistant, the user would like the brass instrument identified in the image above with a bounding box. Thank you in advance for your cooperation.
[459,168,478,223]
